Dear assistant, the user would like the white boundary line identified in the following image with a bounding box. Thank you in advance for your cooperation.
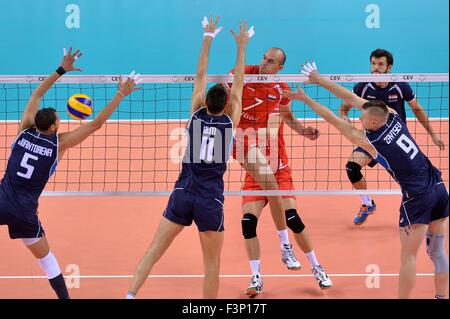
[1,118,448,123]
[0,73,448,83]
[40,190,405,197]
[0,273,434,279]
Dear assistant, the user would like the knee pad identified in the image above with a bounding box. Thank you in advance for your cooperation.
[242,213,258,239]
[426,232,449,274]
[285,209,305,234]
[346,161,363,184]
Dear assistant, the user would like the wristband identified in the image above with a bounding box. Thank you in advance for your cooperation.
[56,66,66,76]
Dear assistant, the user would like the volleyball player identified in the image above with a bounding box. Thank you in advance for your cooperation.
[0,48,141,298]
[126,18,251,299]
[338,49,445,225]
[227,49,331,296]
[284,63,449,299]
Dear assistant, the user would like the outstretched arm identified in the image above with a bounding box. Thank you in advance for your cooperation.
[190,16,222,115]
[408,99,445,150]
[58,73,141,160]
[283,85,376,158]
[19,48,82,134]
[227,21,252,128]
[302,63,368,110]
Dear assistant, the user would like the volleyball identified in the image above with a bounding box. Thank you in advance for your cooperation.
[67,93,93,120]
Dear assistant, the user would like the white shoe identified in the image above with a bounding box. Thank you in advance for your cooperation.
[246,274,263,296]
[312,265,332,289]
[281,244,301,270]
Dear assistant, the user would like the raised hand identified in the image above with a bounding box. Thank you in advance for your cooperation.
[300,61,322,84]
[118,71,142,97]
[202,16,223,38]
[60,47,83,72]
[230,20,253,48]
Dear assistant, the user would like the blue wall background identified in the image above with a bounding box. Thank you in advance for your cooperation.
[0,0,448,75]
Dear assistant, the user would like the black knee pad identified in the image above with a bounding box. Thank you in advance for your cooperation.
[241,213,258,239]
[346,161,363,184]
[285,209,305,234]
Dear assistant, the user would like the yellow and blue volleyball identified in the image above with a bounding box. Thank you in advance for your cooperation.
[67,93,93,120]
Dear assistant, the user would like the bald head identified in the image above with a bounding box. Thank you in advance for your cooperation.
[259,48,286,74]
[269,47,286,65]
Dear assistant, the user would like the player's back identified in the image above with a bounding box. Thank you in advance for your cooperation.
[176,107,234,199]
[365,112,442,196]
[0,128,58,213]
[353,82,415,123]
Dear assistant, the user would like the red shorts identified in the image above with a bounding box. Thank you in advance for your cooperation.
[242,165,295,206]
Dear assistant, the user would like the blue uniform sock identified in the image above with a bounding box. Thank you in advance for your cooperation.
[49,274,70,299]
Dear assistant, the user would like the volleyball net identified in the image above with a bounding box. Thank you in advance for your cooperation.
[0,73,448,196]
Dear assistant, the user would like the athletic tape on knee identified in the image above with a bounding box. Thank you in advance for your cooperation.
[242,213,258,239]
[285,209,305,233]
[38,252,62,279]
[346,161,363,184]
[426,232,449,274]
[22,237,42,246]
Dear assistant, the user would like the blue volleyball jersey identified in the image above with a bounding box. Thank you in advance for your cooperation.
[175,107,234,199]
[0,128,58,213]
[364,112,442,196]
[353,82,415,123]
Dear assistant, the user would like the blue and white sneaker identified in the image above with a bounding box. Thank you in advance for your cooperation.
[281,244,301,270]
[353,200,376,225]
[246,275,263,297]
[312,265,332,289]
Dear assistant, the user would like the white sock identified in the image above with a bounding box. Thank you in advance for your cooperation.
[306,250,319,267]
[360,195,373,207]
[37,252,62,279]
[249,260,260,276]
[126,292,136,299]
[277,229,290,246]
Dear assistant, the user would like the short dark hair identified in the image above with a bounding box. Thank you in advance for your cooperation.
[206,84,228,114]
[362,100,389,118]
[272,47,287,65]
[370,48,394,66]
[35,107,57,131]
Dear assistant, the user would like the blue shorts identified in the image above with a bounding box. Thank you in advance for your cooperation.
[0,206,45,239]
[163,188,224,232]
[354,147,377,168]
[399,183,449,228]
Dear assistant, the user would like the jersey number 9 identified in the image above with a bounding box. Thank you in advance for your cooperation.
[396,134,419,160]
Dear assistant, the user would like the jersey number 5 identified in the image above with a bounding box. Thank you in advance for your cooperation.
[396,134,419,160]
[17,152,38,179]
